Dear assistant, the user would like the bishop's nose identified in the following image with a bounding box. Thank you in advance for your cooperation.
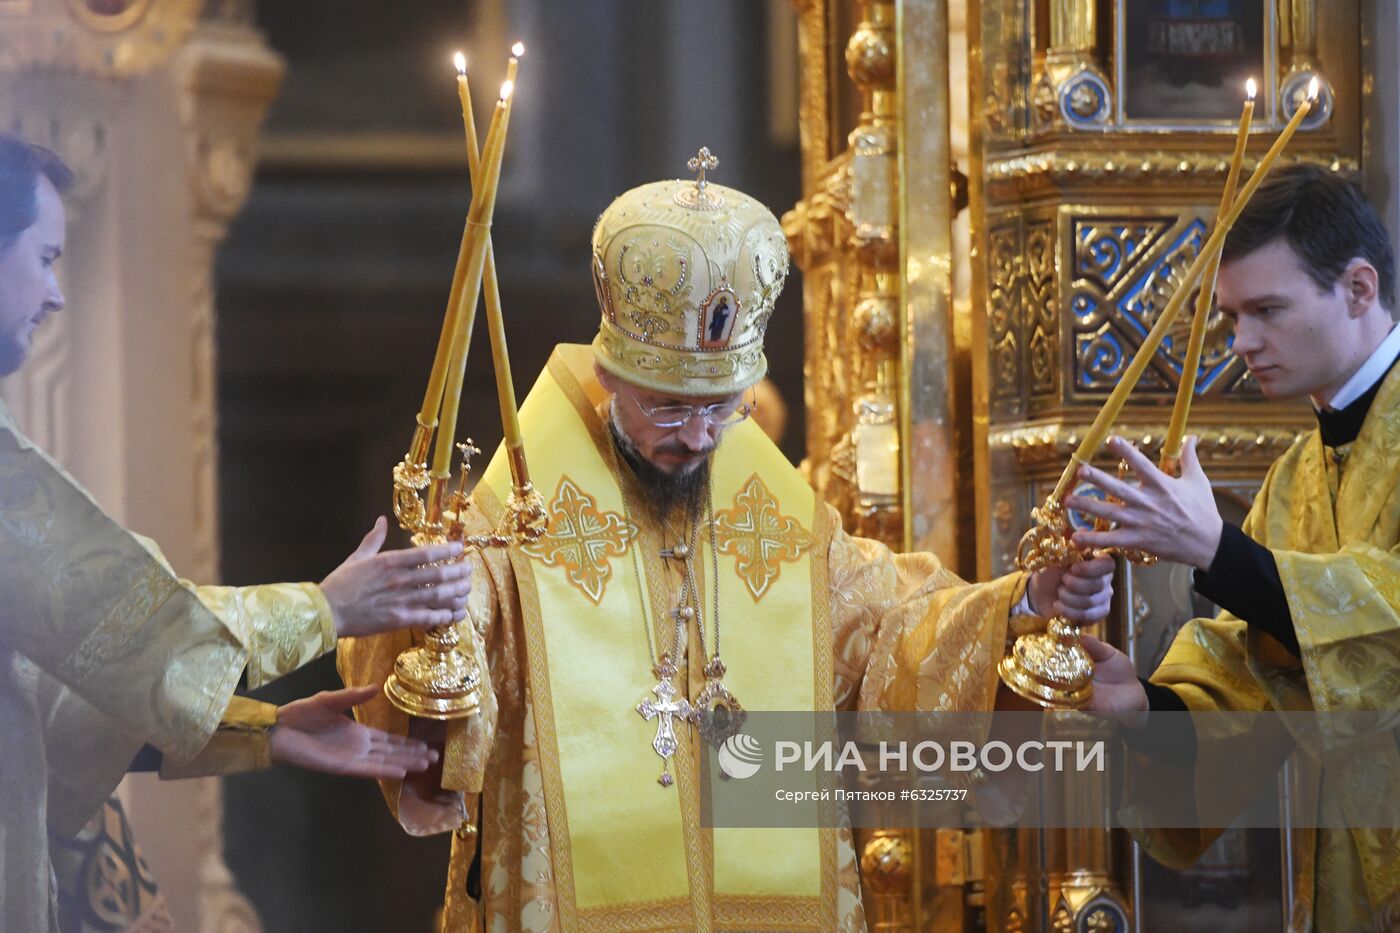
[676,414,713,451]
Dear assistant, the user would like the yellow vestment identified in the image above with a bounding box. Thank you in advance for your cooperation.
[341,346,1025,932]
[0,400,335,932]
[1128,362,1400,930]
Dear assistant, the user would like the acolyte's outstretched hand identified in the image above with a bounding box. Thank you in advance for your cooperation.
[1067,436,1223,571]
[321,516,473,638]
[270,685,439,780]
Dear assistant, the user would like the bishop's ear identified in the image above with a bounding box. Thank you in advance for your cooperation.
[594,361,618,393]
[1341,258,1381,316]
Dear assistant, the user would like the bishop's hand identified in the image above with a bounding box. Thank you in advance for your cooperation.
[321,516,473,638]
[1026,553,1115,622]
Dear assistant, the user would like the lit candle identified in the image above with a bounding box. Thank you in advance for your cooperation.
[1053,77,1319,501]
[482,43,525,454]
[416,52,480,434]
[1162,78,1256,471]
[432,79,516,477]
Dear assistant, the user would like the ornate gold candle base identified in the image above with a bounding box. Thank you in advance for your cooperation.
[384,620,482,720]
[384,435,542,721]
[997,617,1093,709]
[1000,496,1096,709]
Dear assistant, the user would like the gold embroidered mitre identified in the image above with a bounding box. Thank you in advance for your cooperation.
[590,147,790,396]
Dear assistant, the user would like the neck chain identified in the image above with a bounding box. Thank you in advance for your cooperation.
[605,421,744,787]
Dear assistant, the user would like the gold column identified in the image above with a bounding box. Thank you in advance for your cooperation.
[1034,0,1112,130]
[1280,0,1333,125]
[841,0,903,544]
[788,0,964,926]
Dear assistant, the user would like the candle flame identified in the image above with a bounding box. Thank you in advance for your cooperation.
[453,51,466,75]
[1307,76,1320,101]
[500,79,515,101]
[1245,77,1257,101]
[511,41,525,58]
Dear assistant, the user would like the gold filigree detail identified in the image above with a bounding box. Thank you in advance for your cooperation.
[989,422,1306,468]
[985,150,1358,201]
[522,476,637,605]
[713,474,812,602]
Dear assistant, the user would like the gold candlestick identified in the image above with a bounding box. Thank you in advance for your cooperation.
[1162,78,1256,474]
[386,65,519,722]
[1000,79,1319,709]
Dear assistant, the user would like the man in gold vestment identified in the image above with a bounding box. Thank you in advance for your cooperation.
[341,157,1115,931]
[0,135,472,931]
[1071,165,1400,930]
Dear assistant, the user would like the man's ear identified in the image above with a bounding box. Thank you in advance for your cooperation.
[594,361,617,393]
[1341,258,1380,317]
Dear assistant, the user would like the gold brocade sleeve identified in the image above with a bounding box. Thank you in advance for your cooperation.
[128,531,335,689]
[823,506,1025,713]
[0,404,245,764]
[186,581,335,690]
[159,696,278,778]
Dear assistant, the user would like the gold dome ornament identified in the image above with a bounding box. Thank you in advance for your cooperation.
[590,147,791,397]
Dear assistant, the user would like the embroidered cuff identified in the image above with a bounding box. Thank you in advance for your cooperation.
[160,696,278,779]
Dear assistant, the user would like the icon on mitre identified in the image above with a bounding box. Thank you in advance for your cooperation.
[700,289,740,349]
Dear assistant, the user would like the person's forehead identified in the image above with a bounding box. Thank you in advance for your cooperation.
[1218,239,1312,299]
[33,177,66,237]
[1220,238,1309,280]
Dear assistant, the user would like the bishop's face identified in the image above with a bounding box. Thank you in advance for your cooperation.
[1216,238,1381,405]
[0,177,66,377]
[596,366,746,477]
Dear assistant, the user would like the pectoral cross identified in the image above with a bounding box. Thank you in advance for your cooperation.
[636,673,693,788]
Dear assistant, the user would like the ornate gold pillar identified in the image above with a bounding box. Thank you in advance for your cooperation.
[787,0,905,546]
[787,0,969,927]
[0,2,282,929]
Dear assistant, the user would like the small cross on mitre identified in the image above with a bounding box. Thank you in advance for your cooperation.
[675,146,725,210]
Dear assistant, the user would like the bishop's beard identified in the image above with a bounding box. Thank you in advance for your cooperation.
[608,416,710,522]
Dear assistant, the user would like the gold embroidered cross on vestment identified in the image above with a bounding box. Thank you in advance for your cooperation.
[714,473,812,601]
[522,476,637,604]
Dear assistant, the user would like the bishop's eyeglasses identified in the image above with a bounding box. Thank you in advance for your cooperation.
[633,389,757,429]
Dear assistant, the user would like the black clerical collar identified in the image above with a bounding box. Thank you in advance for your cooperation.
[1316,350,1400,449]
